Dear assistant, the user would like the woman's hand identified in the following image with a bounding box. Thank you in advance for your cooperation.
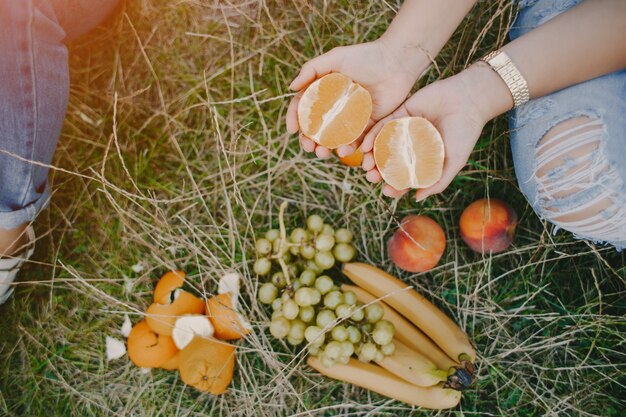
[286,39,429,159]
[361,64,511,201]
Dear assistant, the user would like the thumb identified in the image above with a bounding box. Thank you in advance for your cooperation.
[289,49,341,91]
[414,162,459,202]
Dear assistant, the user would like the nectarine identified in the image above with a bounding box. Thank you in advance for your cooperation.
[459,198,517,254]
[387,215,446,272]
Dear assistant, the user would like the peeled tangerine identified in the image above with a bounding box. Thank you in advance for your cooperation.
[298,73,372,149]
[178,337,236,395]
[127,320,178,368]
[460,198,517,254]
[388,215,446,273]
[374,117,444,190]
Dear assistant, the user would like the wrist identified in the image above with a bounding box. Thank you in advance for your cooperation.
[375,34,431,80]
[459,63,515,123]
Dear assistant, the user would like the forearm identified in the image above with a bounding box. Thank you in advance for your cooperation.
[466,0,626,122]
[379,0,477,76]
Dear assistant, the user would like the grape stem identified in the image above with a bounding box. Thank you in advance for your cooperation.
[277,201,292,285]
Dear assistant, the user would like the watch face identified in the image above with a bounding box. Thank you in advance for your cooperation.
[490,53,509,68]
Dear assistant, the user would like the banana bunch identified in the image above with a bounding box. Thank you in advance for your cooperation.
[307,262,476,410]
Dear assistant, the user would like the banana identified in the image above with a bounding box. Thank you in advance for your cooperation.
[376,339,448,387]
[341,284,456,369]
[342,262,476,363]
[307,356,462,410]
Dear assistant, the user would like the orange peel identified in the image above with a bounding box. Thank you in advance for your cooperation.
[178,337,236,395]
[146,291,205,336]
[153,270,186,304]
[205,293,251,340]
[127,320,177,368]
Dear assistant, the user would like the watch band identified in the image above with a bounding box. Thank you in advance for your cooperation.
[480,50,530,107]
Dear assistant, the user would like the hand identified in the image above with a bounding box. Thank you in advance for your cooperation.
[286,39,429,159]
[361,64,511,201]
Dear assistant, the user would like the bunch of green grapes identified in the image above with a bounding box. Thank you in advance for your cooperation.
[255,214,396,367]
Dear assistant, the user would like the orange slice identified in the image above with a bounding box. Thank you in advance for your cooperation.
[298,73,372,149]
[373,117,444,190]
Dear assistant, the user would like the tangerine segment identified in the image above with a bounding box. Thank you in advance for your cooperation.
[205,293,251,340]
[373,117,444,190]
[298,73,372,149]
[178,337,236,395]
[154,270,186,304]
[127,320,178,368]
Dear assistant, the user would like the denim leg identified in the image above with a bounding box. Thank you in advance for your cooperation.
[0,0,69,229]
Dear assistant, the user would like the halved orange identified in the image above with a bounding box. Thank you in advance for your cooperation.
[178,337,236,395]
[373,117,444,190]
[127,320,178,368]
[298,73,372,149]
[154,270,186,304]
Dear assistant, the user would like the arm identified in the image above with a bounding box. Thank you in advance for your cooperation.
[363,0,626,199]
[287,0,477,159]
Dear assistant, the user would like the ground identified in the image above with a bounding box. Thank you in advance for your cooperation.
[0,1,624,416]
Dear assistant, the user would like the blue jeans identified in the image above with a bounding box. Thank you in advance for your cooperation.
[509,0,626,250]
[0,0,118,230]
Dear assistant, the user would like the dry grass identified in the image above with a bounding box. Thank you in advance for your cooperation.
[0,1,624,416]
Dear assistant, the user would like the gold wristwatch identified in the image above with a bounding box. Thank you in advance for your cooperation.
[480,51,530,107]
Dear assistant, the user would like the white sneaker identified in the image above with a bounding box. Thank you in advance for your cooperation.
[0,226,35,305]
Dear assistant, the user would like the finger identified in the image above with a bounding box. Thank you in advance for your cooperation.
[286,92,303,134]
[366,169,382,183]
[382,184,409,198]
[337,142,356,158]
[289,50,338,91]
[360,116,390,153]
[299,134,316,153]
[361,152,375,171]
[315,145,332,159]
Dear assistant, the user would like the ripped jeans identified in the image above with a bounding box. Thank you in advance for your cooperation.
[509,0,626,250]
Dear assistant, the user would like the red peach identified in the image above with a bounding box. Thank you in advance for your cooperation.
[387,215,446,273]
[459,198,517,254]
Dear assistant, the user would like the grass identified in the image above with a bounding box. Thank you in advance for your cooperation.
[1,1,625,416]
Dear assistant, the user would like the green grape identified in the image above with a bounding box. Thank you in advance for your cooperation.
[290,227,308,244]
[287,335,304,346]
[315,234,335,252]
[314,275,334,294]
[271,298,282,311]
[281,292,291,303]
[333,243,356,263]
[287,264,299,279]
[381,342,396,356]
[281,251,292,263]
[315,251,335,270]
[359,342,377,362]
[319,353,334,368]
[335,303,353,319]
[335,228,353,243]
[265,229,280,242]
[292,278,302,291]
[365,303,385,323]
[269,317,290,339]
[271,310,283,320]
[310,288,322,306]
[294,287,314,307]
[282,299,300,320]
[323,290,344,310]
[299,305,315,323]
[347,326,362,344]
[350,306,365,322]
[374,350,384,362]
[360,323,373,333]
[372,320,395,345]
[307,345,320,356]
[337,355,350,365]
[288,319,306,340]
[272,238,282,254]
[289,245,300,256]
[306,260,323,275]
[331,325,348,342]
[324,341,343,360]
[299,269,316,286]
[300,244,316,260]
[304,325,324,345]
[316,309,336,329]
[343,291,357,306]
[271,271,287,288]
[253,258,272,276]
[306,215,324,233]
[341,341,355,357]
[258,283,278,304]
[321,224,334,235]
[255,238,272,255]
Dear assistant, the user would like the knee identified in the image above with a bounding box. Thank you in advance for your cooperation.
[529,116,625,243]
